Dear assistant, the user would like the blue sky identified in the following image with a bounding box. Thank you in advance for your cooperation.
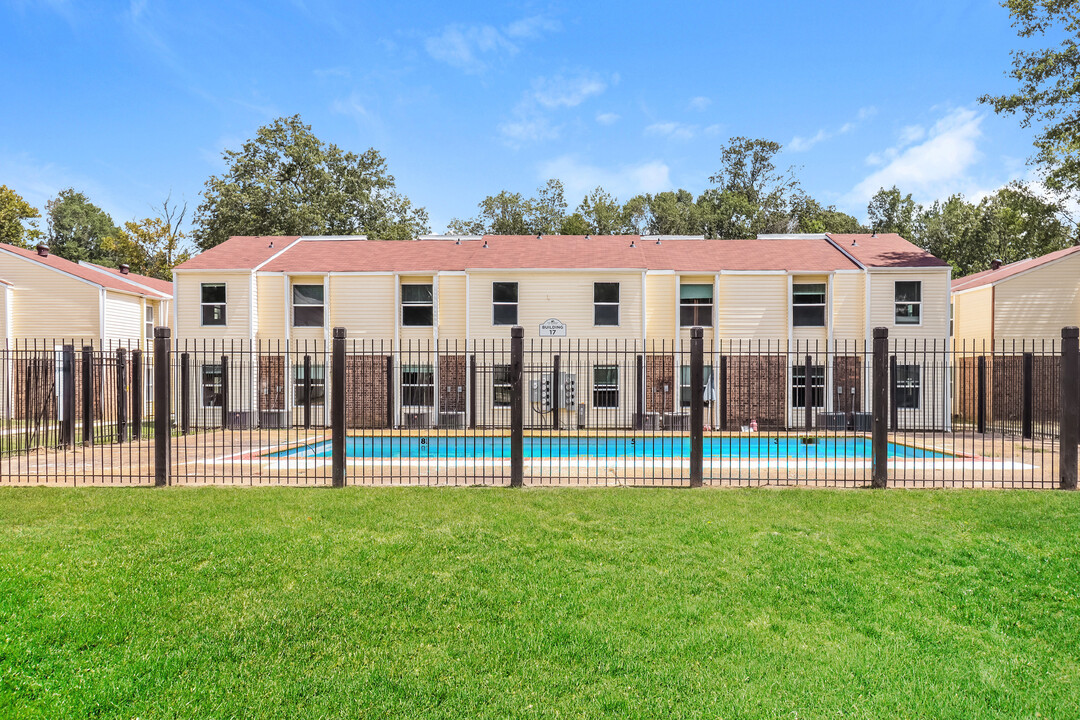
[0,0,1049,235]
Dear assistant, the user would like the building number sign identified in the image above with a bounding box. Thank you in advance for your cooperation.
[539,318,567,336]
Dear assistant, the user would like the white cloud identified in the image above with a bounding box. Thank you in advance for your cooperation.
[688,96,711,111]
[847,107,985,205]
[704,124,724,136]
[424,15,557,73]
[532,73,607,108]
[645,122,697,141]
[788,106,876,153]
[538,155,671,201]
[498,116,560,145]
[331,92,374,125]
[789,129,829,152]
[596,112,620,126]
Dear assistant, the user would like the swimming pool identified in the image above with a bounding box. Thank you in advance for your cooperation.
[268,436,950,460]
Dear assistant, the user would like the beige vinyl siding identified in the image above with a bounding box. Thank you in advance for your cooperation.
[174,272,252,340]
[0,285,8,341]
[256,274,286,339]
[951,286,993,346]
[468,271,644,340]
[103,290,143,346]
[438,274,466,337]
[716,274,788,339]
[645,273,676,337]
[327,274,396,340]
[0,257,100,340]
[831,273,865,341]
[993,252,1080,345]
[868,269,950,341]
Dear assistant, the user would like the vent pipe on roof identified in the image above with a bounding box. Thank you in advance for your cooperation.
[268,241,274,249]
[656,238,662,245]
[991,258,1002,270]
[482,240,488,248]
[536,233,542,239]
[36,243,49,258]
[851,239,858,246]
[629,240,636,248]
[871,229,877,238]
[455,238,461,245]
[119,264,130,275]
[585,234,590,240]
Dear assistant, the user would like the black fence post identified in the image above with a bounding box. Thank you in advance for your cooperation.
[690,327,704,488]
[220,355,230,430]
[635,353,645,430]
[303,354,313,430]
[468,354,477,430]
[385,355,394,429]
[332,327,346,488]
[552,353,561,431]
[131,349,142,440]
[719,355,728,432]
[153,327,171,487]
[804,353,813,431]
[1060,327,1079,490]
[976,355,986,434]
[180,352,190,435]
[1022,352,1033,440]
[61,345,75,448]
[510,326,524,488]
[81,345,93,446]
[116,348,128,443]
[889,355,898,432]
[871,327,888,489]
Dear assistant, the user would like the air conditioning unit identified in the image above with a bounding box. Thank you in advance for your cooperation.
[852,412,872,432]
[225,411,252,430]
[816,412,847,431]
[403,411,433,429]
[663,412,690,431]
[259,409,291,429]
[638,412,661,430]
[438,411,465,429]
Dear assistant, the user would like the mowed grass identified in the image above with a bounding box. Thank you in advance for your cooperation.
[1,488,1079,719]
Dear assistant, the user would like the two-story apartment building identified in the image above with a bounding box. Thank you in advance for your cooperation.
[172,233,950,430]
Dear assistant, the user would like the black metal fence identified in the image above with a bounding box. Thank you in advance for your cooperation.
[2,327,1077,489]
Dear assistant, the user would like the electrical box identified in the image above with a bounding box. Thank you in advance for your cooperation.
[529,373,576,412]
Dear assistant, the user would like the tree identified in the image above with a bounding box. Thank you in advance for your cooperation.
[790,195,866,234]
[45,189,121,264]
[559,212,591,235]
[640,190,703,236]
[192,115,429,250]
[980,1,1080,196]
[867,186,920,239]
[447,179,568,236]
[103,196,193,279]
[576,187,631,235]
[0,185,42,248]
[706,136,802,236]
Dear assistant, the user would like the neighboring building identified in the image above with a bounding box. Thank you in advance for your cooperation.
[0,242,173,349]
[952,245,1080,348]
[172,233,951,430]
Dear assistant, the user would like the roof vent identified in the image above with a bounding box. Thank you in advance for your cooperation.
[536,233,542,239]
[656,238,662,245]
[455,238,461,245]
[871,229,877,238]
[482,240,488,248]
[851,239,858,247]
[36,243,49,258]
[991,258,1002,270]
[585,234,590,240]
[629,240,636,248]
[119,264,130,275]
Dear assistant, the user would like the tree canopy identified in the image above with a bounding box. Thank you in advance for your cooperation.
[980,0,1080,195]
[0,185,42,248]
[46,189,120,264]
[103,196,193,280]
[192,115,429,250]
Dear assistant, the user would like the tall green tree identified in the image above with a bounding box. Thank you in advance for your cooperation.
[103,196,193,280]
[46,189,120,264]
[704,136,802,236]
[0,185,43,248]
[576,187,632,235]
[867,186,921,239]
[447,179,569,236]
[192,115,429,250]
[790,194,866,234]
[980,1,1080,196]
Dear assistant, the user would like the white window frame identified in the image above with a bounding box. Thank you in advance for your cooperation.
[201,364,224,408]
[492,282,518,326]
[792,283,827,327]
[401,364,435,408]
[200,283,226,326]
[791,364,826,409]
[593,282,620,327]
[894,280,922,326]
[401,283,434,327]
[492,364,511,407]
[679,284,713,327]
[292,283,325,328]
[894,364,921,409]
[593,365,619,408]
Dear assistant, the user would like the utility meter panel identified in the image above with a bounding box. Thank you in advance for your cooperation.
[529,372,576,412]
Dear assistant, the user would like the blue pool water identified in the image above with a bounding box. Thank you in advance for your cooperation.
[268,436,949,460]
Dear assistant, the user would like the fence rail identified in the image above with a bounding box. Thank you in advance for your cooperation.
[2,327,1077,489]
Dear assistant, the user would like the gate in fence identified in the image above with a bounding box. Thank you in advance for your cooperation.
[1,326,1078,489]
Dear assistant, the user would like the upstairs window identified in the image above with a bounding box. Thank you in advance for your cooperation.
[679,284,712,327]
[593,282,620,326]
[791,364,825,408]
[493,282,518,325]
[293,284,324,327]
[894,365,921,409]
[792,283,826,327]
[402,284,434,326]
[895,281,921,325]
[201,283,226,326]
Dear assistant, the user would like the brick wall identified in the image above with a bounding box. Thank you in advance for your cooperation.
[345,355,390,428]
[723,354,786,430]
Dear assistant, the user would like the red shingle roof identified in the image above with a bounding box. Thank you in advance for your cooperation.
[0,243,168,297]
[826,233,949,268]
[182,234,889,273]
[80,262,173,296]
[951,245,1080,292]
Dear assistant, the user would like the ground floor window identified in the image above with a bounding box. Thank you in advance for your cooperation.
[293,364,326,406]
[593,365,619,408]
[679,365,714,408]
[493,365,511,407]
[894,364,921,409]
[791,364,825,408]
[202,365,223,407]
[402,364,434,407]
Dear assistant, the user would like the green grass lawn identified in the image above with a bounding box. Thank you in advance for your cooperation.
[1,488,1078,719]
